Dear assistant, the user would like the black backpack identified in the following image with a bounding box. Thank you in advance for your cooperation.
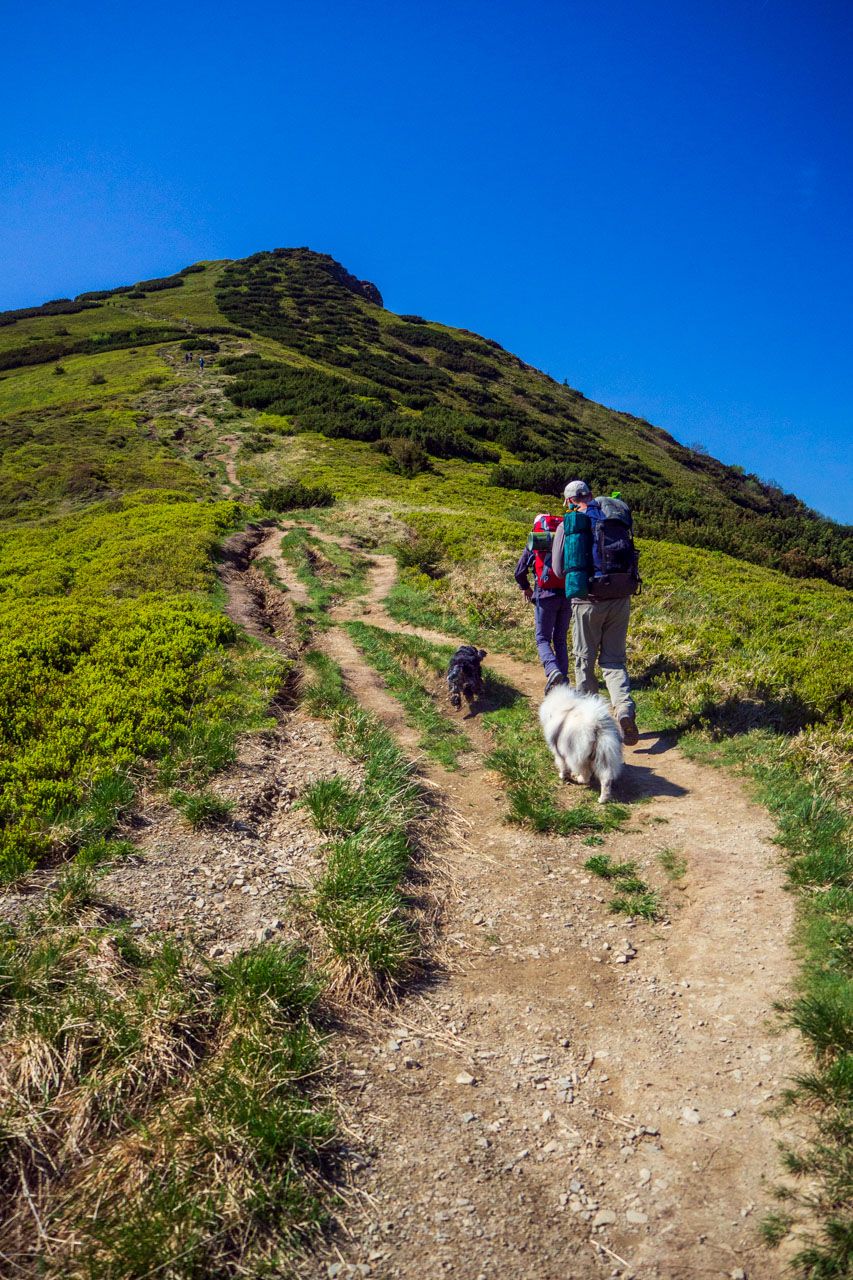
[588,497,641,600]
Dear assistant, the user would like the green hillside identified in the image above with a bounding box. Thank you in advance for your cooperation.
[1,246,852,882]
[2,250,853,1276]
[4,249,851,581]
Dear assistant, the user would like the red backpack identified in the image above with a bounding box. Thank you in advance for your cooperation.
[526,514,565,590]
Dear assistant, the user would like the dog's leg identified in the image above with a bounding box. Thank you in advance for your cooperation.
[552,750,568,782]
[576,763,593,785]
[598,779,612,804]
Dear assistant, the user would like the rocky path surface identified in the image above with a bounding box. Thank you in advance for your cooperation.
[244,524,803,1280]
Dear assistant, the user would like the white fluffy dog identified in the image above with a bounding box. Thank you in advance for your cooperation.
[538,685,624,804]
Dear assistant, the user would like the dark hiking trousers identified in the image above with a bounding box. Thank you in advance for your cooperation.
[534,592,572,680]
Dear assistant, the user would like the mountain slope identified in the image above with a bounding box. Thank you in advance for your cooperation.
[2,247,851,583]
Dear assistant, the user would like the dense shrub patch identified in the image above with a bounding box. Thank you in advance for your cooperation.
[259,481,334,511]
[0,493,275,879]
[0,324,187,373]
[0,298,100,327]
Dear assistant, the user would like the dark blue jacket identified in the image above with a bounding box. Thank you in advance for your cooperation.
[514,546,566,600]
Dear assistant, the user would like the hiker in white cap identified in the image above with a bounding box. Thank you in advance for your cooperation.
[551,481,640,745]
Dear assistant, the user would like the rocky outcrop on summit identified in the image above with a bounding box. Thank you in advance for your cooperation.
[325,258,383,307]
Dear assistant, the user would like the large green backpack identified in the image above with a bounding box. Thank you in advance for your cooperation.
[562,509,590,599]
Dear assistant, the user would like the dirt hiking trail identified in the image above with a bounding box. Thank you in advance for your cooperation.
[234,523,804,1280]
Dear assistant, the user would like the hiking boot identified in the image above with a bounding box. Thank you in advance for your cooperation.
[619,714,639,746]
[544,671,568,695]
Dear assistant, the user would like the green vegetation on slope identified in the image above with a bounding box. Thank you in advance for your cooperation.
[4,246,853,1273]
[210,247,853,588]
[0,491,280,879]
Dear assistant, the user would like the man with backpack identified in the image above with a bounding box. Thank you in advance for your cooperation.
[514,513,572,695]
[551,480,640,745]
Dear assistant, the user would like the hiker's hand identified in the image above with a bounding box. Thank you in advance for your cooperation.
[523,588,533,604]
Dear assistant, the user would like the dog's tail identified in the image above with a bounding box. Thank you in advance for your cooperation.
[593,718,624,788]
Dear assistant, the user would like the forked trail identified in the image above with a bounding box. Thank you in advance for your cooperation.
[251,525,804,1280]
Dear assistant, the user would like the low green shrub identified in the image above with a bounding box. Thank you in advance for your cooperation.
[260,481,334,512]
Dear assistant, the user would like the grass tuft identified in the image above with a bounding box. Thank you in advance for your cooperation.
[657,846,688,879]
[0,896,336,1277]
[584,853,664,920]
[171,788,234,828]
[300,652,430,1000]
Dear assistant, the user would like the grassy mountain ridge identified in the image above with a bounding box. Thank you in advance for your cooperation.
[3,246,851,586]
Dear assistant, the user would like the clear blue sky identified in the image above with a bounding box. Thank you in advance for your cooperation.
[3,0,851,521]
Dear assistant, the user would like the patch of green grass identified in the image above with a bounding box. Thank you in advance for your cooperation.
[256,553,290,592]
[0,345,177,416]
[171,788,234,828]
[0,898,335,1276]
[300,776,366,836]
[278,527,369,636]
[608,889,663,920]
[584,852,664,920]
[300,651,428,999]
[584,853,637,879]
[656,846,688,879]
[0,492,281,880]
[345,621,469,768]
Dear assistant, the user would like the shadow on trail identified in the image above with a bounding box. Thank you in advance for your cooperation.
[633,732,679,756]
[620,761,689,801]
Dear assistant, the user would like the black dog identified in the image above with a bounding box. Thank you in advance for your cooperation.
[447,645,487,711]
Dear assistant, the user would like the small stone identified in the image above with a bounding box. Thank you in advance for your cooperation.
[637,1168,651,1185]
[472,913,485,925]
[681,1106,701,1124]
[627,1210,649,1224]
[542,1109,553,1122]
[208,944,225,958]
[456,1072,476,1086]
[570,1180,582,1192]
[730,1271,747,1280]
[387,1039,401,1052]
[593,1209,617,1227]
[194,897,205,908]
[327,1266,342,1279]
[613,954,629,964]
[461,1112,476,1123]
[476,1136,490,1148]
[722,1108,737,1117]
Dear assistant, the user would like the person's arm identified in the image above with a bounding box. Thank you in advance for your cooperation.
[515,547,535,602]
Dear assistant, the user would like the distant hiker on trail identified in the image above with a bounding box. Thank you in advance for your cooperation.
[184,351,190,363]
[551,481,641,744]
[198,357,204,372]
[515,514,571,695]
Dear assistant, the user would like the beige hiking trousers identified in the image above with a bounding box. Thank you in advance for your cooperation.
[572,597,635,719]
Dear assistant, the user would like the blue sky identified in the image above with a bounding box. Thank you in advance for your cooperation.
[2,0,851,521]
